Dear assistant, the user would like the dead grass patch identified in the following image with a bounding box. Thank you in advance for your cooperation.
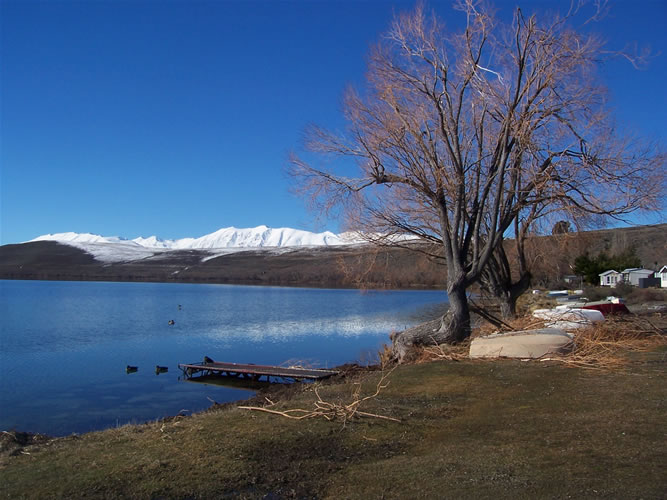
[2,352,666,499]
[414,340,470,363]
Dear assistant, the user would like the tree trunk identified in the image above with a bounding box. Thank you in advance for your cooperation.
[391,281,470,361]
[480,238,532,320]
[487,271,532,320]
[497,290,517,319]
[437,285,471,341]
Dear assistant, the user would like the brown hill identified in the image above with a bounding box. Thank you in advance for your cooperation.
[522,223,666,285]
[1,224,665,288]
[0,241,445,288]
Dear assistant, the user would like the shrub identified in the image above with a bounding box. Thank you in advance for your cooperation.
[624,287,667,305]
[613,281,634,297]
[582,286,610,302]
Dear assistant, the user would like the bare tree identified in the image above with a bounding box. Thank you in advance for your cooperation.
[290,2,664,358]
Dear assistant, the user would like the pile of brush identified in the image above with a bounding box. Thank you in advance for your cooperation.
[545,315,666,370]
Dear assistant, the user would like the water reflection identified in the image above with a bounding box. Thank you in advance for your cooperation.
[0,280,446,436]
[185,375,275,391]
[199,314,408,342]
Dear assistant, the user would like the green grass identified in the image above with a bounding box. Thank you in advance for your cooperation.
[2,350,666,499]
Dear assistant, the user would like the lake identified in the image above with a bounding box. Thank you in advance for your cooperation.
[0,280,446,436]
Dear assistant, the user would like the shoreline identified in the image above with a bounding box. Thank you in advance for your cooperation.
[3,348,665,498]
[0,275,443,291]
[1,361,376,443]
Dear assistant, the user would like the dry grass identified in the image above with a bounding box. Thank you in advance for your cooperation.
[2,351,666,499]
[399,298,666,369]
[415,337,470,363]
[543,315,667,369]
[515,292,559,315]
[473,313,550,338]
[625,287,667,305]
[377,342,394,366]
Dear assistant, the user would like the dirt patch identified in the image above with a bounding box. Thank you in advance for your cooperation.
[0,431,52,459]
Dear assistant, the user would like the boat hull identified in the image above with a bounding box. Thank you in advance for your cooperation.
[470,328,574,359]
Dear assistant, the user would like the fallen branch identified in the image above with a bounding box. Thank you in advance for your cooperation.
[236,406,312,420]
[469,299,515,330]
[238,367,400,425]
[354,411,401,422]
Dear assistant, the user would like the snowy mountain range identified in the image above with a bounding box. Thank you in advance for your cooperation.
[29,226,364,263]
[31,225,359,249]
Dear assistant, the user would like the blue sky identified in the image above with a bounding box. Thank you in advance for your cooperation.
[1,0,665,244]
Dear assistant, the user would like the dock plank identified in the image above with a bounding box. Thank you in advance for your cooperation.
[178,361,338,381]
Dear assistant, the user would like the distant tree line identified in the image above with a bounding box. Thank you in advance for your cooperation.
[573,248,642,284]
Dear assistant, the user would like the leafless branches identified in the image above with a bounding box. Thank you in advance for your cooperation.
[289,2,665,348]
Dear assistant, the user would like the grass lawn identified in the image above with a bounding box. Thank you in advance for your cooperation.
[1,348,665,499]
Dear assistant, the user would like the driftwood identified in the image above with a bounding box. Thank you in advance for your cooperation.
[238,367,400,425]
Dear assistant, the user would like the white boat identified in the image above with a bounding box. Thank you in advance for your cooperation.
[470,328,574,359]
[532,307,604,330]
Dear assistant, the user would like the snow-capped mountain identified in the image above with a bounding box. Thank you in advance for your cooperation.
[31,225,357,249]
[181,226,349,249]
[31,232,127,245]
[29,226,363,263]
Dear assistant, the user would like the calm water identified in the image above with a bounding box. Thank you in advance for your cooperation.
[0,280,446,436]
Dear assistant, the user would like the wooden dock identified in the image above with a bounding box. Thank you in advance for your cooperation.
[178,361,338,383]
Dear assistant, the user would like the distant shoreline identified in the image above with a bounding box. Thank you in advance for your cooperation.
[2,223,666,290]
[0,275,442,291]
[0,240,447,289]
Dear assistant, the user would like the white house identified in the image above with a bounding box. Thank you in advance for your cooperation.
[621,268,655,286]
[599,270,622,287]
[656,266,667,288]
